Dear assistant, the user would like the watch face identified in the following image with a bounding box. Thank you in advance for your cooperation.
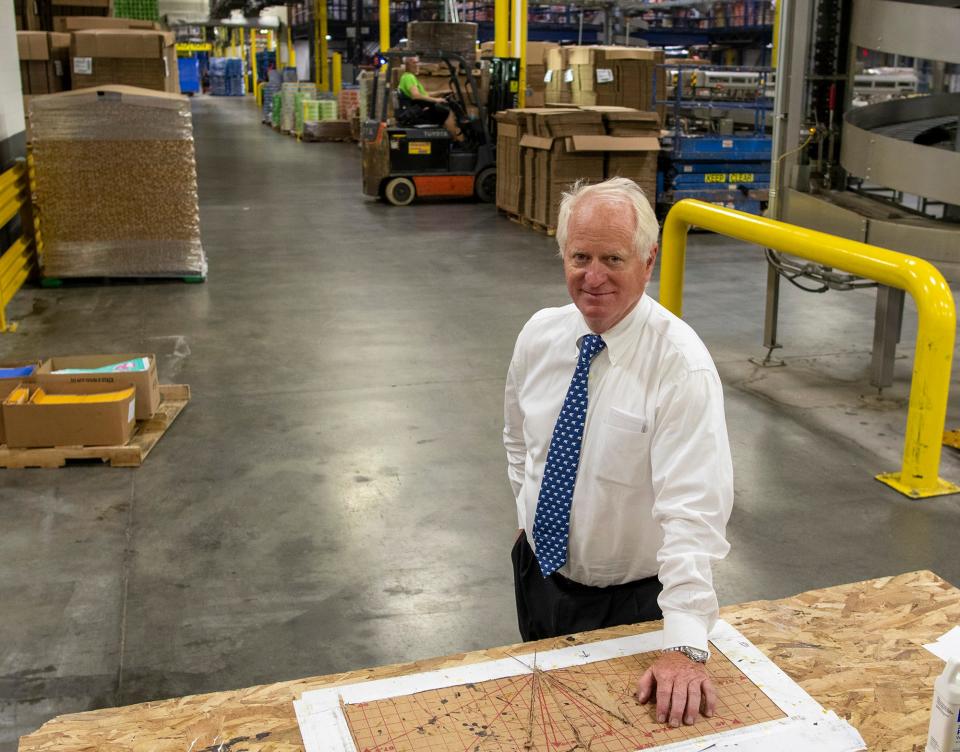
[684,647,708,662]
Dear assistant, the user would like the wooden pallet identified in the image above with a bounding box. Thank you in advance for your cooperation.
[499,210,557,237]
[0,384,190,469]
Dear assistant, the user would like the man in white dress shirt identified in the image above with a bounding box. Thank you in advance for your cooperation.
[503,177,734,728]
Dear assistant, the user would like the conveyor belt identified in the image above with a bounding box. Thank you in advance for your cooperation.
[841,93,960,206]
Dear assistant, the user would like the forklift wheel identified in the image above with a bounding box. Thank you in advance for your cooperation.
[384,177,416,206]
[474,167,497,203]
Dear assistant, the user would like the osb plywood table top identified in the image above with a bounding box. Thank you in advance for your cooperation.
[18,570,960,752]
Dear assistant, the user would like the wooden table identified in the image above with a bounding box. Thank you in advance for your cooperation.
[19,570,959,752]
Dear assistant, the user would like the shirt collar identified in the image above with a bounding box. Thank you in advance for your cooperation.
[575,294,652,366]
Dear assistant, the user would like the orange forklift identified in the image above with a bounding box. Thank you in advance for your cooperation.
[361,50,497,206]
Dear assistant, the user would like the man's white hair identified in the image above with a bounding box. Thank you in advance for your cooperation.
[555,178,659,262]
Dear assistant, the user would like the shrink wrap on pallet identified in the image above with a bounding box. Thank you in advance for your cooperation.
[28,85,207,278]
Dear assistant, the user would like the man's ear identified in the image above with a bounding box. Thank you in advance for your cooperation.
[646,244,659,269]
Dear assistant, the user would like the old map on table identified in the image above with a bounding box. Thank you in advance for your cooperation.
[295,621,866,752]
[341,645,783,751]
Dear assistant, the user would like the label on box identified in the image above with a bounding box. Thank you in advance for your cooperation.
[73,57,93,75]
[729,173,755,182]
[683,165,693,173]
[704,173,727,183]
[564,68,574,83]
[54,60,63,76]
[128,398,136,424]
[596,68,614,83]
[164,56,169,77]
[408,141,431,155]
[544,70,553,83]
[722,139,734,148]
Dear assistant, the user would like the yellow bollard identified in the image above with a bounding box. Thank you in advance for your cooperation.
[658,199,959,499]
[494,0,508,57]
[380,0,390,53]
[332,52,342,94]
[249,28,258,96]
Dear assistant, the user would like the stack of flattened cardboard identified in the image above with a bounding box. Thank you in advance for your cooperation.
[520,109,607,230]
[70,28,178,93]
[53,15,160,32]
[524,42,558,107]
[581,106,661,203]
[29,85,207,278]
[18,31,71,95]
[545,47,572,105]
[494,109,528,215]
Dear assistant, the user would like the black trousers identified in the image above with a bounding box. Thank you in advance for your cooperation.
[512,534,663,641]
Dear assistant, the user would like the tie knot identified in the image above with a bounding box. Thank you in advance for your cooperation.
[580,334,606,363]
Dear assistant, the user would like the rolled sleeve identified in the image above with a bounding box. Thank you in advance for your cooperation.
[503,356,527,529]
[651,368,733,652]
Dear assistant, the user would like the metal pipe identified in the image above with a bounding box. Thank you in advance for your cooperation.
[512,0,526,105]
[495,0,508,57]
[659,199,959,499]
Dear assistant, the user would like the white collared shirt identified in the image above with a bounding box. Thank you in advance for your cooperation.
[503,294,733,651]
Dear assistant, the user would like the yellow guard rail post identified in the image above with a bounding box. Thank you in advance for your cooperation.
[0,159,41,333]
[659,198,958,500]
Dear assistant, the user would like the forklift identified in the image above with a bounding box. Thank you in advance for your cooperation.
[362,50,499,206]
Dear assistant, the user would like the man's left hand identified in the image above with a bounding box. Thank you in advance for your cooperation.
[636,652,716,727]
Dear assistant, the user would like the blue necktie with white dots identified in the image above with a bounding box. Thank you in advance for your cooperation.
[532,334,607,576]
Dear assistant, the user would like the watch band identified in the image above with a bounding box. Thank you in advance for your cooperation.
[662,645,709,663]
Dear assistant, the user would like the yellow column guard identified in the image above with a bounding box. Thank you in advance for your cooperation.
[659,199,958,499]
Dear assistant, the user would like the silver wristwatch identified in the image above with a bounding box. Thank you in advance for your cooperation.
[663,646,709,663]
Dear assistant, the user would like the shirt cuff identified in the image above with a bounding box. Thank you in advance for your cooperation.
[661,612,710,654]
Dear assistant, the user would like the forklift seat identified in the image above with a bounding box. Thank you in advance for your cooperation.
[393,92,442,129]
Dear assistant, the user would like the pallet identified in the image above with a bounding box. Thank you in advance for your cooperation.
[499,210,557,237]
[0,384,190,469]
[40,275,205,287]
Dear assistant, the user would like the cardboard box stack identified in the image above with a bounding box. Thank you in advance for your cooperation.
[16,0,110,31]
[53,15,160,32]
[524,42,559,107]
[406,21,478,64]
[545,47,572,105]
[496,106,661,232]
[0,354,160,448]
[70,29,179,93]
[584,106,660,202]
[17,31,71,95]
[28,86,207,278]
[520,108,607,230]
[568,46,664,112]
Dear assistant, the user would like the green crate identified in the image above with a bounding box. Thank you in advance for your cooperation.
[112,0,159,20]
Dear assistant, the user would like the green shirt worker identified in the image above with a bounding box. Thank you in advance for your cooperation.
[397,56,465,142]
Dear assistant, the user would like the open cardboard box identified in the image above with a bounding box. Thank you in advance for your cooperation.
[36,353,160,420]
[0,361,42,445]
[2,381,136,449]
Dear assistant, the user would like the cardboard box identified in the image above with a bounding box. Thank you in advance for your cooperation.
[2,381,136,449]
[526,41,559,67]
[70,30,179,93]
[0,361,42,445]
[36,353,160,420]
[17,31,71,94]
[54,16,161,32]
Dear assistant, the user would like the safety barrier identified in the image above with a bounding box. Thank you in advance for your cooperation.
[0,159,40,333]
[659,198,957,499]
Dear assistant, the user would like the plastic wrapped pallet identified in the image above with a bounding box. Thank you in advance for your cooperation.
[281,81,316,133]
[29,85,207,278]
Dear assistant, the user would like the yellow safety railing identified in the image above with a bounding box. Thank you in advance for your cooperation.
[0,159,40,333]
[659,199,958,500]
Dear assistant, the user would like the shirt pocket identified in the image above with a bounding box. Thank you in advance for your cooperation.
[594,407,653,488]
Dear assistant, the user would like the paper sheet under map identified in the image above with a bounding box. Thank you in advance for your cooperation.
[295,621,866,752]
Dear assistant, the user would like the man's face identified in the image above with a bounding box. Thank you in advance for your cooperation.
[405,57,419,74]
[562,198,658,334]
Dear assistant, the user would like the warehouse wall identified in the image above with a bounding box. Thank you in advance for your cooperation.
[0,0,27,168]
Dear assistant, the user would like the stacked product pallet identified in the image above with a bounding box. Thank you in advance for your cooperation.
[495,106,660,233]
[261,69,283,123]
[209,57,244,96]
[280,81,316,132]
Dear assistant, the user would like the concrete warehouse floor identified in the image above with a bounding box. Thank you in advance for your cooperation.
[4,96,960,750]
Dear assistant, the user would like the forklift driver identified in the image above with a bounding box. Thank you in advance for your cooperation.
[397,56,466,143]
